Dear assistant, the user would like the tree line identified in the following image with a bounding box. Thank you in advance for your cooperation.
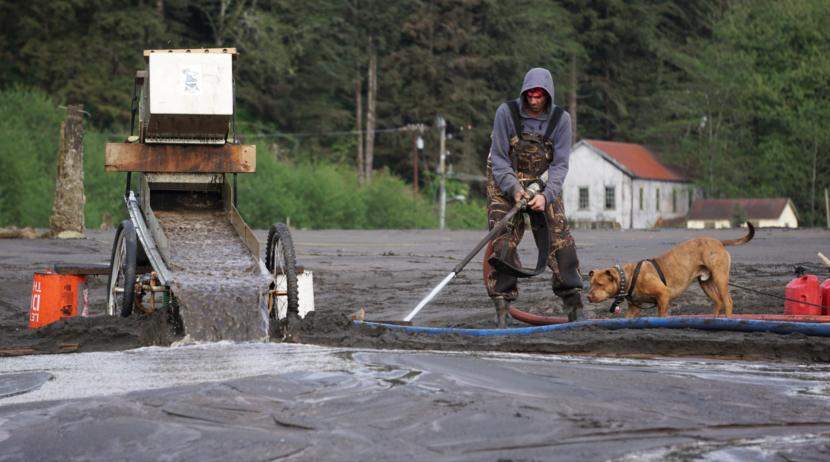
[1,0,828,226]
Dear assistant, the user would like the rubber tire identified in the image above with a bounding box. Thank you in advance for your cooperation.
[106,220,137,317]
[265,223,299,318]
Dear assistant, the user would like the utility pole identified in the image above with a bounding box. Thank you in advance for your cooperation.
[365,45,377,184]
[825,188,829,228]
[437,115,447,230]
[355,77,364,185]
[410,131,418,196]
[414,132,423,195]
[569,54,578,141]
[811,135,817,225]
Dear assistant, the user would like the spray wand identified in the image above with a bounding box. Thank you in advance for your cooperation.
[403,173,548,322]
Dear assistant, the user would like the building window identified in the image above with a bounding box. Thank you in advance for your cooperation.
[604,186,615,210]
[656,189,661,211]
[639,187,644,211]
[672,189,677,212]
[578,187,589,210]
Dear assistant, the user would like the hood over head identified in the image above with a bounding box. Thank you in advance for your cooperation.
[520,67,555,101]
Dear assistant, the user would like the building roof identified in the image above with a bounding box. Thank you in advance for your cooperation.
[582,139,686,182]
[687,198,796,220]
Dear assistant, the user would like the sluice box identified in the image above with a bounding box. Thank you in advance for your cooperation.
[142,49,234,145]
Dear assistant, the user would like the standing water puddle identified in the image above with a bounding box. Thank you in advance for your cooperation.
[1,345,828,405]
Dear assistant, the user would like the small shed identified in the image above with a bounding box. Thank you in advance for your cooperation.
[687,198,799,229]
[563,139,696,229]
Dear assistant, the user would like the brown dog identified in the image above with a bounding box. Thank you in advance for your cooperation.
[587,223,754,318]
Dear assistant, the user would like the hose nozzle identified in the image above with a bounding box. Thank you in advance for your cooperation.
[520,172,548,209]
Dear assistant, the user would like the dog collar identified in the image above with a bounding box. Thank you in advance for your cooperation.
[609,264,627,313]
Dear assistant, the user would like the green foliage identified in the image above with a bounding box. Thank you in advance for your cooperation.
[446,199,487,230]
[648,0,830,225]
[0,87,62,227]
[730,205,747,228]
[0,87,125,228]
[3,0,830,227]
[237,147,439,229]
[1,0,174,128]
[84,131,128,228]
[0,91,468,230]
[362,172,436,228]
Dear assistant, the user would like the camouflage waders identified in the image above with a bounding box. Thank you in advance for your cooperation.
[484,130,583,320]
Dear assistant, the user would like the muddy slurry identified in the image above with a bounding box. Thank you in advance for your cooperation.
[155,210,270,342]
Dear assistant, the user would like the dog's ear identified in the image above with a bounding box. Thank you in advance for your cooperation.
[588,270,594,278]
[605,268,616,282]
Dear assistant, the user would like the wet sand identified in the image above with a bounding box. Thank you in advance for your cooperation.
[3,227,830,460]
[1,227,830,360]
[2,345,829,461]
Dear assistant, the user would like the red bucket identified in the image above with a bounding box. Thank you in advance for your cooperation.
[28,272,88,329]
[821,278,830,316]
[784,274,821,316]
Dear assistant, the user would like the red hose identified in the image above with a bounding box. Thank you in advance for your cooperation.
[673,314,830,323]
[508,307,568,325]
[509,307,830,326]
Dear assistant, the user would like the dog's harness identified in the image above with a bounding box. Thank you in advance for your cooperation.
[609,259,668,313]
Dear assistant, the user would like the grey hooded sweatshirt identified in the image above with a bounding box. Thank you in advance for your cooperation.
[488,67,573,205]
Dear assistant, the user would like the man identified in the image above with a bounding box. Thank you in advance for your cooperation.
[485,67,583,327]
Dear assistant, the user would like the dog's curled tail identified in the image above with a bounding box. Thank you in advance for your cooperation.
[721,221,755,246]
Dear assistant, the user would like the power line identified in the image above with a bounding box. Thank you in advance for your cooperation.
[99,124,432,139]
[245,125,423,139]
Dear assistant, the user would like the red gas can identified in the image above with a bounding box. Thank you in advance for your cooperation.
[784,274,821,316]
[821,278,830,316]
[28,272,88,329]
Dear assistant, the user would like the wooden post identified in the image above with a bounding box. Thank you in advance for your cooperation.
[825,187,829,228]
[50,104,85,238]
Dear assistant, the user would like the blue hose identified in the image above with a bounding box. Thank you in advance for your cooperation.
[355,317,830,337]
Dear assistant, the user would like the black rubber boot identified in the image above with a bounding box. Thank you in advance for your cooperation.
[554,245,583,291]
[560,289,584,322]
[553,244,584,322]
[492,297,510,328]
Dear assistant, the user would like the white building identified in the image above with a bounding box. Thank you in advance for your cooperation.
[563,139,695,229]
[687,198,799,229]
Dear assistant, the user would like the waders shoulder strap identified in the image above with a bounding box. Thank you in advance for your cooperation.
[506,100,522,172]
[543,106,565,143]
[506,100,523,139]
